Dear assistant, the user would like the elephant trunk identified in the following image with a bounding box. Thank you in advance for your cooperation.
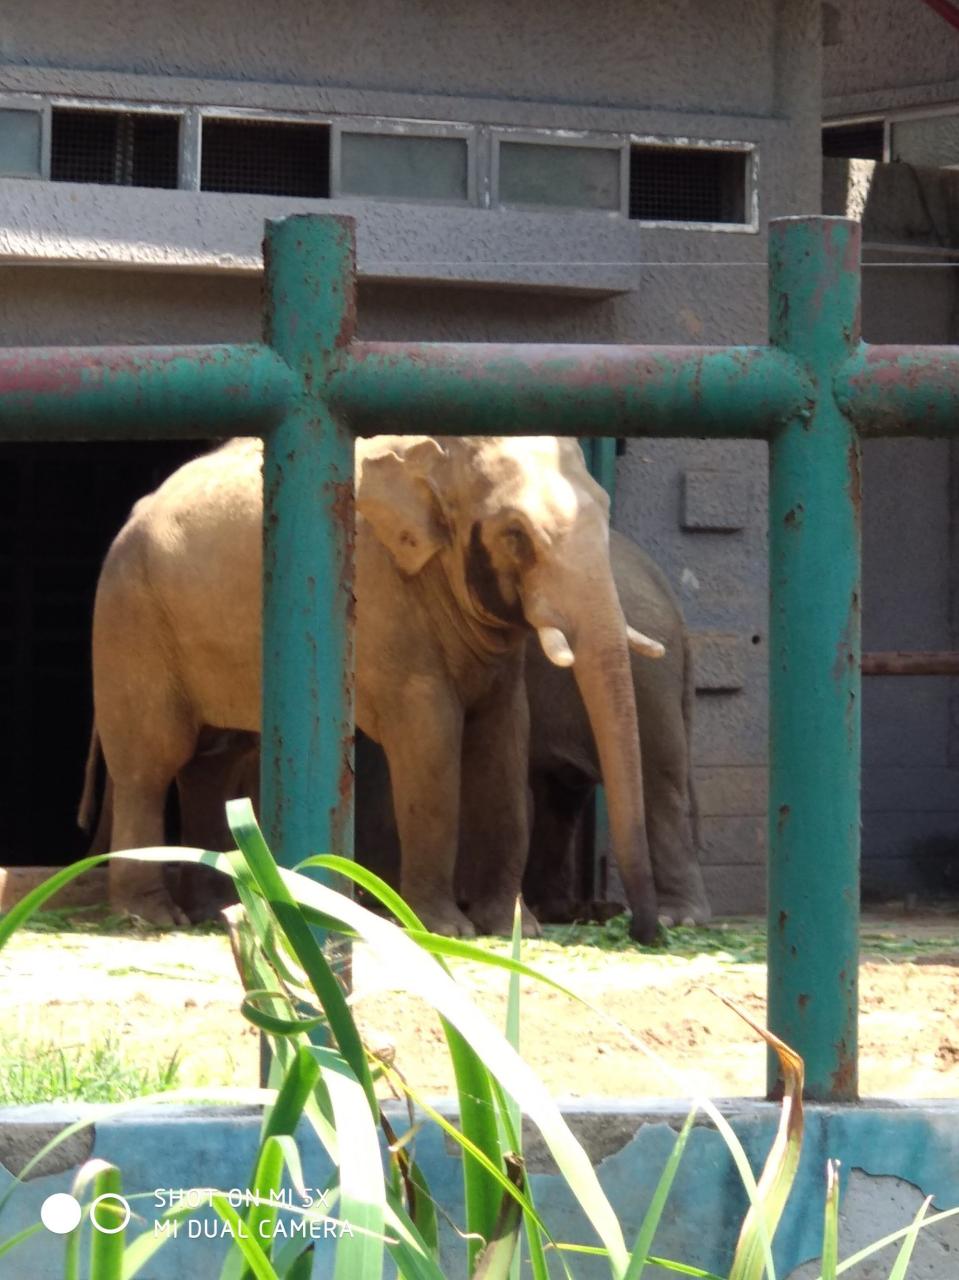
[564,578,660,943]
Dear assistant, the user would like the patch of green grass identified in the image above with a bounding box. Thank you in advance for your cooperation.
[18,905,224,938]
[0,1034,182,1105]
[470,914,959,967]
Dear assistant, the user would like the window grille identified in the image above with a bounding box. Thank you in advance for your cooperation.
[822,122,884,161]
[51,108,179,188]
[629,145,748,224]
[200,118,330,197]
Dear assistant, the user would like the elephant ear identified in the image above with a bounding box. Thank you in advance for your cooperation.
[357,437,450,575]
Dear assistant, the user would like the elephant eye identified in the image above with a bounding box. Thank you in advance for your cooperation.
[502,522,533,562]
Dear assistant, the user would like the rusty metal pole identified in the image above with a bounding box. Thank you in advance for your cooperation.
[261,215,356,881]
[767,217,862,1100]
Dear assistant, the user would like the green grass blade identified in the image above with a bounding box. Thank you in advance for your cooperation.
[504,898,550,1280]
[380,1110,440,1260]
[381,1065,556,1247]
[0,853,110,950]
[821,1160,840,1280]
[299,855,429,932]
[505,897,523,1106]
[886,1195,931,1280]
[240,996,328,1038]
[0,1224,42,1262]
[308,1046,386,1280]
[252,858,629,1275]
[263,1043,322,1143]
[473,1153,526,1280]
[226,801,377,1116]
[269,1235,314,1280]
[230,1135,305,1279]
[88,1162,126,1280]
[726,1003,804,1280]
[444,1018,504,1274]
[207,1195,281,1280]
[645,1260,726,1279]
[826,1204,959,1275]
[382,1199,449,1280]
[624,1107,698,1280]
[279,1245,315,1280]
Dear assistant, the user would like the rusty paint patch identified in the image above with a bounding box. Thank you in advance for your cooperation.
[783,504,804,528]
[778,909,788,932]
[847,441,862,526]
[830,1040,857,1098]
[797,993,810,1011]
[833,586,861,685]
[777,804,790,835]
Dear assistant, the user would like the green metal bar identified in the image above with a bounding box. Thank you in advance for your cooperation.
[767,217,862,1101]
[261,215,357,878]
[330,342,810,438]
[838,344,959,437]
[0,344,296,439]
[581,437,619,505]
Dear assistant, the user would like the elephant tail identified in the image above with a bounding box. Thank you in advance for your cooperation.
[681,630,702,856]
[77,724,113,853]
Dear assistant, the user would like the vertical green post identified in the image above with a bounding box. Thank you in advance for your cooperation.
[767,217,861,1100]
[261,215,357,877]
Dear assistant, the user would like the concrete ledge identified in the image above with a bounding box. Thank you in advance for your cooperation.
[0,866,107,911]
[2,1099,959,1277]
[0,179,637,296]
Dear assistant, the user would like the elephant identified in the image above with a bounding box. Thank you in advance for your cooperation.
[90,530,709,930]
[522,530,709,927]
[86,435,665,940]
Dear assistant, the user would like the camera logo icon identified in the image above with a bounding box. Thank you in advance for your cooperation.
[41,1191,131,1235]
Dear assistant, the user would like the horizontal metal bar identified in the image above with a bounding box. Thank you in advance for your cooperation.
[862,650,959,675]
[330,342,811,438]
[0,344,298,441]
[838,345,959,438]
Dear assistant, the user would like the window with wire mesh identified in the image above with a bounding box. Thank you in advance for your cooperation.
[629,145,748,223]
[822,122,884,161]
[200,118,330,197]
[51,109,180,188]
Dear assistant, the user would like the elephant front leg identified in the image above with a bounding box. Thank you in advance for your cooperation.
[456,674,539,938]
[382,692,475,937]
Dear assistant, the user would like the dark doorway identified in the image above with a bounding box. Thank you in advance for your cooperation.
[0,441,210,866]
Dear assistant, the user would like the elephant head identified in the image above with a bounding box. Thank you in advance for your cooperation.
[357,434,663,943]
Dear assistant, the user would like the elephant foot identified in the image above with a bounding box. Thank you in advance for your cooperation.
[468,896,541,938]
[657,895,712,928]
[115,886,190,929]
[110,862,189,928]
[408,897,477,938]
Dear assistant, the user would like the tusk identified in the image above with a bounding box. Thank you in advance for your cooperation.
[627,625,665,659]
[538,626,575,668]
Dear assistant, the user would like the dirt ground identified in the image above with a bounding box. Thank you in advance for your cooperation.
[4,909,959,1101]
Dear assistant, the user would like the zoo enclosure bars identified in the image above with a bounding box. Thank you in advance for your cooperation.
[0,213,952,1102]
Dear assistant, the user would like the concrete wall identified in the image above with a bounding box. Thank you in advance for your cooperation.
[3,1100,959,1278]
[0,0,827,911]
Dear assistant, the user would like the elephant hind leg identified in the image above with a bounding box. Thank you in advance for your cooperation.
[109,780,189,927]
[643,712,710,926]
[103,704,198,929]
